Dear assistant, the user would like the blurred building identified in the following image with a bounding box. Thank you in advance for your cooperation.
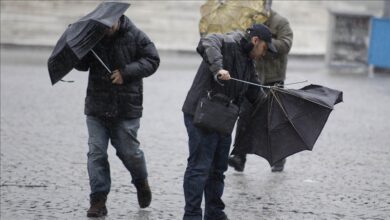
[0,0,385,55]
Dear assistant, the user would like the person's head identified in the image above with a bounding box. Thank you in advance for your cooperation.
[106,20,120,36]
[246,24,277,60]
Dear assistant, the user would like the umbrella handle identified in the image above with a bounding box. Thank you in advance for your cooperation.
[91,49,112,75]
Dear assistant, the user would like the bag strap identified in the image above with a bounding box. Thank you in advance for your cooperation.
[206,90,234,105]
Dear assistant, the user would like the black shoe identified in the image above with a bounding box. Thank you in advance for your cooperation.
[205,213,229,220]
[87,194,107,217]
[271,158,286,172]
[219,215,229,220]
[228,155,246,172]
[217,213,229,220]
[134,179,152,208]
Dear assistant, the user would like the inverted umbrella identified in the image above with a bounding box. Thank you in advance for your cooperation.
[231,84,343,166]
[199,0,269,36]
[47,2,130,85]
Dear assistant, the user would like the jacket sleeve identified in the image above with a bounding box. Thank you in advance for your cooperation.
[120,30,160,82]
[271,18,293,55]
[196,33,225,78]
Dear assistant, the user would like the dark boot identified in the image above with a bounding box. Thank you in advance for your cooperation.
[216,213,229,220]
[205,213,229,220]
[87,193,107,217]
[228,155,246,172]
[271,158,286,172]
[134,179,152,208]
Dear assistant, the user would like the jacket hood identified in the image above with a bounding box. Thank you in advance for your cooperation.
[240,37,253,55]
[227,31,253,56]
[101,15,134,41]
[118,15,134,34]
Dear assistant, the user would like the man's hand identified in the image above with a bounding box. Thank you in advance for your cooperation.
[111,70,123,85]
[217,69,231,81]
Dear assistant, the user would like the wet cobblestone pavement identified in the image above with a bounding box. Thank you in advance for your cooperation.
[1,47,390,219]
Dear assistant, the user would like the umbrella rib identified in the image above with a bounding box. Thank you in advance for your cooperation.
[274,87,334,110]
[271,89,311,149]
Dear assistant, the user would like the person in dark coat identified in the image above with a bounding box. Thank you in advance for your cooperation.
[181,24,274,220]
[75,15,160,217]
[228,8,293,173]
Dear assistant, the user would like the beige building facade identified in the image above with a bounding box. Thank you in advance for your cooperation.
[0,0,384,55]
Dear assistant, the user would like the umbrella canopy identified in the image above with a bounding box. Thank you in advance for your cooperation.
[199,0,269,36]
[232,84,343,166]
[47,2,130,85]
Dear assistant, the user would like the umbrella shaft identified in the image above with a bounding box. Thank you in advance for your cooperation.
[91,49,112,74]
[230,77,271,88]
[231,77,308,88]
[284,80,308,86]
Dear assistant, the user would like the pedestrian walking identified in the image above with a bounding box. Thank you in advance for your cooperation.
[228,8,293,173]
[73,11,160,218]
[181,24,274,220]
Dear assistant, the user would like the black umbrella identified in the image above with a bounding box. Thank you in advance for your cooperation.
[47,2,130,85]
[231,84,343,166]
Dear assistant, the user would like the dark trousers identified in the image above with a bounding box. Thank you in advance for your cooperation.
[183,113,231,220]
[86,116,148,196]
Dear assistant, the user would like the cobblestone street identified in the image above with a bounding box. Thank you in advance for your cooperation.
[1,47,390,220]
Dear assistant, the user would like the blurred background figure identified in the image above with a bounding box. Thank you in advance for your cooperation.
[228,0,294,173]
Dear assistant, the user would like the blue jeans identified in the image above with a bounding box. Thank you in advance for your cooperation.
[183,114,231,220]
[86,116,148,196]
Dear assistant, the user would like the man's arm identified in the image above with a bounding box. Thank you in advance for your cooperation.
[271,17,293,55]
[196,33,225,78]
[120,29,160,82]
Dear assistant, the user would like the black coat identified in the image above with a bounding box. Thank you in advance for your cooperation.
[75,16,160,118]
[182,31,263,116]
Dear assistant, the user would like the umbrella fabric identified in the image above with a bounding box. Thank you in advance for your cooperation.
[199,0,269,36]
[232,84,343,166]
[47,2,130,85]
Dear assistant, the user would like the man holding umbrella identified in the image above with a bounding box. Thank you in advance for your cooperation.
[48,2,160,217]
[181,24,273,220]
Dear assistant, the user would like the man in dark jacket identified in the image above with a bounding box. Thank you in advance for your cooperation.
[75,15,160,217]
[181,24,274,220]
[228,9,293,173]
